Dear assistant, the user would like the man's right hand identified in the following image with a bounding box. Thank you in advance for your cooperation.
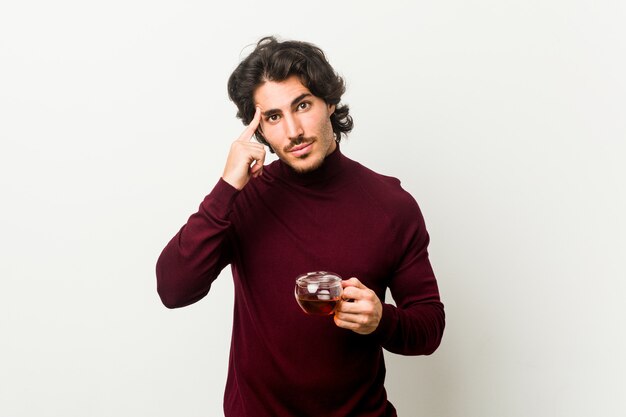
[222,107,266,190]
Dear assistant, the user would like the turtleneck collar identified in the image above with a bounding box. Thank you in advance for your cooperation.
[276,142,345,187]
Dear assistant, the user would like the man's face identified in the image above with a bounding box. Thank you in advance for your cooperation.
[254,75,336,174]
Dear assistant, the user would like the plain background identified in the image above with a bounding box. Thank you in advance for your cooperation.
[1,1,624,416]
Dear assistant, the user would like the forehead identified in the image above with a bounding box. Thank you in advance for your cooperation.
[253,75,313,110]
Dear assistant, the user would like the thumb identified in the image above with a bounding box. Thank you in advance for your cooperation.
[342,277,365,289]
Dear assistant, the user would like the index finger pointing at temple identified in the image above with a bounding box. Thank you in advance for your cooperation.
[238,107,262,142]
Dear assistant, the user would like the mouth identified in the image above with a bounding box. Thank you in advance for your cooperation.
[287,141,313,157]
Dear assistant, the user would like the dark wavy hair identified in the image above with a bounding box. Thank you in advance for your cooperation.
[227,36,353,149]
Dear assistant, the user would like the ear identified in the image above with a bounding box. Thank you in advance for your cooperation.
[328,103,336,115]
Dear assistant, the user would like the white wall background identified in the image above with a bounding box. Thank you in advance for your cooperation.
[1,1,624,416]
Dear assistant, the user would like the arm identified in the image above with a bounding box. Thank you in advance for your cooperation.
[156,108,265,308]
[334,203,445,355]
[156,179,239,308]
[375,210,445,355]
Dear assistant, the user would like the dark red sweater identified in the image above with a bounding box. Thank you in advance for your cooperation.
[156,147,445,416]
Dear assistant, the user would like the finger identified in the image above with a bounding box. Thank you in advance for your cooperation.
[334,314,373,334]
[251,166,263,178]
[336,299,362,314]
[341,277,366,290]
[334,313,360,328]
[335,310,366,323]
[229,140,264,167]
[238,107,262,142]
[341,285,372,301]
[250,160,264,177]
[337,296,376,314]
[249,146,266,177]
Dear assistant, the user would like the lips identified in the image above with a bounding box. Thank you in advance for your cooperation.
[288,141,313,157]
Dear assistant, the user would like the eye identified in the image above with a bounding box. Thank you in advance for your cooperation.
[297,101,310,111]
[266,114,280,123]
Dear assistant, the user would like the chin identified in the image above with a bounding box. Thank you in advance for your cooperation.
[289,155,325,174]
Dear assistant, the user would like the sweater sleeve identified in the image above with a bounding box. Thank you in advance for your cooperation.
[156,179,240,309]
[372,202,445,356]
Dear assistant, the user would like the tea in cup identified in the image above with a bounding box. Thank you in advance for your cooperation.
[295,271,342,316]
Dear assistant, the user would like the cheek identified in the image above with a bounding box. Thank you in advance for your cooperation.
[260,128,287,152]
[260,123,279,141]
[311,112,332,134]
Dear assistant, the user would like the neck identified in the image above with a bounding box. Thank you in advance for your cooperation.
[278,143,344,187]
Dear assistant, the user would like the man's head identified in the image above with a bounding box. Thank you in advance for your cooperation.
[227,36,353,150]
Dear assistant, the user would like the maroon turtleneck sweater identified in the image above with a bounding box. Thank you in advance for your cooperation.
[156,147,445,417]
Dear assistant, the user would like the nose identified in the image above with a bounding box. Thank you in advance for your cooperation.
[284,114,304,140]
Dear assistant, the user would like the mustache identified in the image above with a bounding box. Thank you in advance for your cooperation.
[284,136,315,152]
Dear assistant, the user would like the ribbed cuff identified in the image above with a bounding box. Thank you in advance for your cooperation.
[200,178,241,220]
[371,303,397,345]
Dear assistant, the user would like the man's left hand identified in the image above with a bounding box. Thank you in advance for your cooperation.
[334,278,383,335]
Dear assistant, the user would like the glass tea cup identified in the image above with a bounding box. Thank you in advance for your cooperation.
[294,271,343,316]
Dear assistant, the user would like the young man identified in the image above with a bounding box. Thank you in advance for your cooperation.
[156,36,445,417]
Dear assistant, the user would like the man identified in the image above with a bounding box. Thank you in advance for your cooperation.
[156,36,445,417]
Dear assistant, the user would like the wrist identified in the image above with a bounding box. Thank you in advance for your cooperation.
[221,173,246,191]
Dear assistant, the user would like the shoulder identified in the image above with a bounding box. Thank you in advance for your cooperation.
[344,156,429,251]
[229,158,283,210]
[344,155,421,214]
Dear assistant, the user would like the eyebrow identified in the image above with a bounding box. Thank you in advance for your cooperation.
[262,93,312,117]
